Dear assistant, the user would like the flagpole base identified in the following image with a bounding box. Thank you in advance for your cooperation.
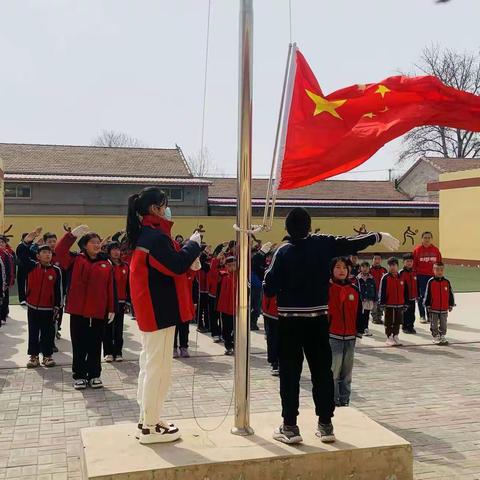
[231,426,255,436]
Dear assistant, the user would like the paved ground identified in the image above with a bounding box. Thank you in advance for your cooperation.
[0,293,479,479]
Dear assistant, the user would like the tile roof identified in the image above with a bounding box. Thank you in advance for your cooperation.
[0,143,192,178]
[208,178,409,201]
[423,157,480,173]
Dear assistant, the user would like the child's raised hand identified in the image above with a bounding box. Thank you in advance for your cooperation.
[25,226,43,243]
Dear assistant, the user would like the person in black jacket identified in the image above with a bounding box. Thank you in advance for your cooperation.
[264,207,398,445]
[250,242,272,330]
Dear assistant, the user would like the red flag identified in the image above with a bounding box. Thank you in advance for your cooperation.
[277,49,480,190]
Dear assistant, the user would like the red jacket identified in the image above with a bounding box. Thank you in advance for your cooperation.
[216,271,237,316]
[379,272,407,308]
[0,247,15,289]
[413,244,442,276]
[17,242,62,311]
[328,281,361,340]
[262,294,278,320]
[129,215,200,332]
[370,264,387,291]
[112,261,129,304]
[424,277,455,313]
[399,268,418,301]
[56,233,115,319]
[207,257,222,297]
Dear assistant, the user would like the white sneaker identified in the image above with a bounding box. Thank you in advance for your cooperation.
[139,422,181,444]
[363,328,373,337]
[104,355,114,363]
[115,355,123,362]
[419,317,428,324]
[432,336,441,345]
[439,336,449,345]
[385,336,396,346]
[393,335,403,346]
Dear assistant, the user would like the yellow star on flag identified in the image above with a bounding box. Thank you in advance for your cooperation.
[305,89,347,119]
[375,85,391,98]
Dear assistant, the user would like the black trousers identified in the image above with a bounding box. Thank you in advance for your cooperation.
[198,293,210,330]
[0,288,9,321]
[17,268,27,303]
[384,307,403,337]
[222,314,234,350]
[174,321,190,349]
[278,315,335,426]
[358,310,370,332]
[70,315,105,380]
[27,308,55,357]
[103,310,125,356]
[264,317,279,367]
[209,296,221,337]
[403,300,416,330]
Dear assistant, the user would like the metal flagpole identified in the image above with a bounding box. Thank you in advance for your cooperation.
[232,0,254,436]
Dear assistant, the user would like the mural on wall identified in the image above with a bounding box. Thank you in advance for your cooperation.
[353,224,368,235]
[402,226,418,246]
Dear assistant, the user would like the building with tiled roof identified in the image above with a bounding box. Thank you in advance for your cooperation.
[397,156,480,200]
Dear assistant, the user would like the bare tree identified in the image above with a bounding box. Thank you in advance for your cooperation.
[92,130,146,148]
[187,147,219,177]
[398,45,480,164]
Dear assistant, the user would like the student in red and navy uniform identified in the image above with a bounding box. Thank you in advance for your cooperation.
[262,250,279,376]
[400,253,419,334]
[328,257,362,407]
[207,245,226,342]
[17,227,62,369]
[370,253,387,325]
[379,257,408,347]
[196,250,210,333]
[424,262,455,345]
[413,231,442,323]
[103,241,130,363]
[127,187,201,445]
[216,256,237,355]
[0,235,16,325]
[56,226,116,390]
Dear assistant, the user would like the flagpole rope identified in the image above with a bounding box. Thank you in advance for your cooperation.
[288,0,293,43]
[190,0,236,434]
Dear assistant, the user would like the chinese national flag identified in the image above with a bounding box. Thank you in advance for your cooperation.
[278,49,480,190]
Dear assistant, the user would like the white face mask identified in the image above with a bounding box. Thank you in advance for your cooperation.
[164,207,172,220]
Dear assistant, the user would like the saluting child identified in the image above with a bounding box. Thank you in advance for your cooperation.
[217,256,237,356]
[328,257,362,407]
[17,227,62,369]
[103,241,129,362]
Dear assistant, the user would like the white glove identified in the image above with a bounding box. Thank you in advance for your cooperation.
[260,242,272,254]
[190,257,202,271]
[108,312,115,323]
[71,225,90,238]
[379,232,400,252]
[189,231,202,246]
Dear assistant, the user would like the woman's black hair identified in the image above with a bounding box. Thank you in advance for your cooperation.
[126,187,168,249]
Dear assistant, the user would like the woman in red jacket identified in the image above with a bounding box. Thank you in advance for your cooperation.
[126,187,201,445]
[56,226,116,390]
[413,231,442,323]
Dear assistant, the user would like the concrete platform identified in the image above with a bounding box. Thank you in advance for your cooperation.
[80,407,413,480]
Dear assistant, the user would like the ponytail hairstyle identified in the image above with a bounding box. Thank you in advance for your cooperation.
[126,187,168,249]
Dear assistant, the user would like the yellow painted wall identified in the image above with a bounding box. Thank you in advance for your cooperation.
[5,214,438,254]
[439,168,480,261]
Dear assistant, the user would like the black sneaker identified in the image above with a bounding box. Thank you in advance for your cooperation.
[273,424,303,444]
[52,345,59,353]
[316,422,336,443]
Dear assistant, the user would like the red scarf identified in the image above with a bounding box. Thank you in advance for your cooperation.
[141,214,195,322]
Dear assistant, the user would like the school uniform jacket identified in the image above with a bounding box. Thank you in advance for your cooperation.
[356,273,377,302]
[216,271,237,317]
[263,232,381,317]
[262,294,278,320]
[413,244,442,276]
[207,257,222,298]
[112,261,130,304]
[399,268,418,301]
[129,215,201,332]
[55,232,115,320]
[378,272,408,308]
[17,242,62,311]
[424,277,455,314]
[370,265,388,292]
[328,280,362,340]
[0,247,15,290]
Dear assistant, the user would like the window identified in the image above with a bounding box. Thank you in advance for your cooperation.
[158,187,183,202]
[5,184,31,199]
